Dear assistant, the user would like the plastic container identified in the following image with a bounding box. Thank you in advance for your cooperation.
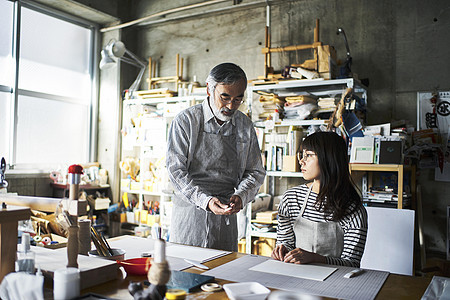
[88,248,126,261]
[117,257,152,276]
[223,282,270,300]
[15,232,35,273]
[53,267,80,300]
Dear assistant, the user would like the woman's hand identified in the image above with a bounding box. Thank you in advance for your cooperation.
[283,248,326,264]
[271,244,288,261]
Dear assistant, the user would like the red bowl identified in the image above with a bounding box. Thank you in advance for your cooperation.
[117,257,152,276]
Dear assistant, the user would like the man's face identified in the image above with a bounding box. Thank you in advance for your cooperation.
[208,79,246,122]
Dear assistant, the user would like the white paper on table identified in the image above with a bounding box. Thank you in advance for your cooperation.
[106,236,192,271]
[249,260,337,281]
[165,244,231,263]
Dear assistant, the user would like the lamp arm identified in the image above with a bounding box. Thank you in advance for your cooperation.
[120,56,144,68]
[129,67,146,95]
[124,49,147,68]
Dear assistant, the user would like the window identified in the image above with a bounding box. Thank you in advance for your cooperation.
[0,0,14,157]
[0,0,97,171]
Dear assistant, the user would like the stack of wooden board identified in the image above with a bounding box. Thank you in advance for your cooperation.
[255,211,278,223]
[135,88,176,99]
[34,246,118,289]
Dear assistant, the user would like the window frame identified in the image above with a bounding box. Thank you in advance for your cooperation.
[1,0,99,173]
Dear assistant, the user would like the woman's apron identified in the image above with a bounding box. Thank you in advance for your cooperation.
[293,184,344,257]
[170,116,239,251]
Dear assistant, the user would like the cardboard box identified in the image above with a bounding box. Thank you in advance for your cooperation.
[318,45,338,79]
[94,197,110,210]
[252,237,276,256]
[282,155,300,172]
[130,181,141,190]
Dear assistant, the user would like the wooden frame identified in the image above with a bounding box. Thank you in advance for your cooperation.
[147,54,184,91]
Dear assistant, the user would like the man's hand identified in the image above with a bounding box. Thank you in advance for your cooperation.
[271,244,288,261]
[227,195,242,214]
[283,248,326,264]
[208,195,242,215]
[208,197,233,215]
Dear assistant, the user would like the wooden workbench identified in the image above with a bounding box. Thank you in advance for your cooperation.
[79,251,431,300]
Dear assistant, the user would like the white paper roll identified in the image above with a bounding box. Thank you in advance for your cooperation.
[154,238,166,263]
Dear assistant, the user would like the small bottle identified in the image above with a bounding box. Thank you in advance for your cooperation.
[15,232,35,273]
[273,109,280,123]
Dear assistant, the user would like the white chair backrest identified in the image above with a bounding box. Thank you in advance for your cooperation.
[360,207,415,276]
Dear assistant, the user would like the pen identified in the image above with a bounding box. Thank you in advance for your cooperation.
[184,259,210,270]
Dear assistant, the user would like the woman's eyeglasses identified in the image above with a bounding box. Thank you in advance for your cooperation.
[297,151,317,162]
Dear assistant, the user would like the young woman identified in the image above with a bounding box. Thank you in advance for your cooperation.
[271,131,367,267]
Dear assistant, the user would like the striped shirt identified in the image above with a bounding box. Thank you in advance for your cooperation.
[166,99,266,210]
[277,184,368,267]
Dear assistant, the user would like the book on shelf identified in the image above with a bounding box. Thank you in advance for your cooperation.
[250,222,276,232]
[363,191,411,204]
[255,211,278,223]
[265,143,287,171]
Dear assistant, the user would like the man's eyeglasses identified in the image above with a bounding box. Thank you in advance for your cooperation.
[297,151,317,162]
[216,90,244,105]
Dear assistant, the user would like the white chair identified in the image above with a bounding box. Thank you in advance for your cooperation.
[360,207,415,276]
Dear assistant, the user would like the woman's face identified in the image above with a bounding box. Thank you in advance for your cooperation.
[298,150,320,181]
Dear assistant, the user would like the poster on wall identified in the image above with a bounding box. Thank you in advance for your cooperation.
[417,91,450,181]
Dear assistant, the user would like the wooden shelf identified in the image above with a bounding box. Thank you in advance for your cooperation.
[349,164,416,209]
[349,163,414,172]
[266,171,303,177]
[249,231,277,239]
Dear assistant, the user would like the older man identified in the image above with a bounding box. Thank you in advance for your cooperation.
[166,62,266,251]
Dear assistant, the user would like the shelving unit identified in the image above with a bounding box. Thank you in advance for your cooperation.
[248,78,367,121]
[120,95,204,238]
[349,163,416,209]
[245,78,367,254]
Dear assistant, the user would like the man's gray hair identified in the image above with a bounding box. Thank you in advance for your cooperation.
[205,63,247,95]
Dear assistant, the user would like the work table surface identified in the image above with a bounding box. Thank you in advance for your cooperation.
[79,251,431,300]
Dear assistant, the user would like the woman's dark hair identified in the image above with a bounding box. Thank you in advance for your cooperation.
[301,131,361,221]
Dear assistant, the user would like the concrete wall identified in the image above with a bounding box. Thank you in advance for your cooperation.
[10,0,446,257]
[118,0,449,256]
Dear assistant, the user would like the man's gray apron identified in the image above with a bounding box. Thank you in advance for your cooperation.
[293,184,344,257]
[170,115,239,252]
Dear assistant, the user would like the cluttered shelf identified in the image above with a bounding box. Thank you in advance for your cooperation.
[121,188,174,197]
[349,163,416,209]
[249,78,367,125]
[249,78,367,95]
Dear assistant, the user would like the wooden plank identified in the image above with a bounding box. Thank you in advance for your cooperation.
[0,222,19,282]
[1,195,60,212]
[0,205,30,282]
[0,205,31,223]
[349,163,402,172]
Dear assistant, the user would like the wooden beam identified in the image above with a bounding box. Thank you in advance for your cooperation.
[261,42,321,54]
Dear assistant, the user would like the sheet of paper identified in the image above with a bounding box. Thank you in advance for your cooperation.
[164,244,231,263]
[106,236,191,271]
[249,260,336,281]
[203,255,389,300]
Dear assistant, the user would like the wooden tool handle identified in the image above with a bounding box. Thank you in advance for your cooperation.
[67,225,79,268]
